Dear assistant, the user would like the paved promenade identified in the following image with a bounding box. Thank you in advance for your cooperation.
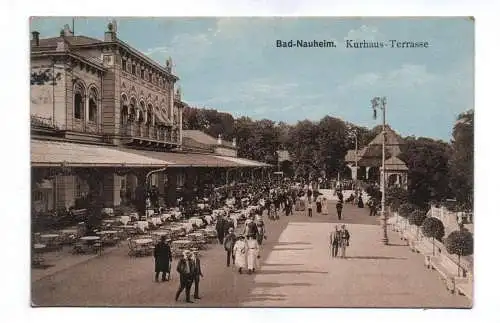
[31,202,471,308]
[241,219,471,307]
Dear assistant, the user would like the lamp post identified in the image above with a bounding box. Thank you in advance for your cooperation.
[371,96,388,245]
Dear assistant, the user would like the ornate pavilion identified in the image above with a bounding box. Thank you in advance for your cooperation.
[345,126,409,189]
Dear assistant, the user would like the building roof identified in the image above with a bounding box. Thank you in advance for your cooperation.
[120,148,271,168]
[183,130,235,149]
[31,139,169,168]
[384,156,409,171]
[345,126,406,168]
[214,155,270,167]
[34,35,103,49]
[369,127,406,147]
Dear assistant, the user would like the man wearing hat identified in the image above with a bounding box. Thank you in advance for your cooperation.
[190,248,204,299]
[175,250,195,303]
[154,236,172,282]
[223,227,237,267]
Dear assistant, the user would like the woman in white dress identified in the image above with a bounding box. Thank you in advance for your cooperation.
[246,237,260,274]
[233,235,247,274]
[322,196,328,215]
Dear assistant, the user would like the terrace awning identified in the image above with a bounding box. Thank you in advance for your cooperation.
[31,139,170,168]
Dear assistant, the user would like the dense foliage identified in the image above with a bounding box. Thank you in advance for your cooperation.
[448,110,474,211]
[182,106,473,207]
[421,217,445,242]
[408,210,427,227]
[445,229,474,258]
[398,203,418,218]
[445,229,474,276]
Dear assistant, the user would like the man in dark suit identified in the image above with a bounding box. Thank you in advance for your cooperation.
[191,248,204,299]
[154,236,172,282]
[215,216,225,244]
[175,250,195,303]
[223,227,237,267]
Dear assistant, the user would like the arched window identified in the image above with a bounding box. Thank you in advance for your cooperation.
[88,87,98,123]
[146,104,153,126]
[121,94,128,124]
[74,82,85,120]
[129,98,137,122]
[138,101,145,123]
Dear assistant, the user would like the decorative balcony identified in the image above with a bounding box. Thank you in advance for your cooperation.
[120,122,179,146]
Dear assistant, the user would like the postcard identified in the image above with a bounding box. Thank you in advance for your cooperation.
[30,17,473,308]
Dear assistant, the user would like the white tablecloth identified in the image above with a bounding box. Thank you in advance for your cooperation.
[120,216,131,225]
[136,221,149,232]
[149,217,162,225]
[134,238,153,245]
[80,236,100,241]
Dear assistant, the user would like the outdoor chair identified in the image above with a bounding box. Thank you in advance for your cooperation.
[93,241,103,255]
[127,238,148,257]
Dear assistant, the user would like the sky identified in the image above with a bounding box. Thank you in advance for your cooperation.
[30,17,474,141]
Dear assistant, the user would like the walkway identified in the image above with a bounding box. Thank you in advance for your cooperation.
[240,205,471,308]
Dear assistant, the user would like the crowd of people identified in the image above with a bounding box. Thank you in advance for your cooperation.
[150,179,380,303]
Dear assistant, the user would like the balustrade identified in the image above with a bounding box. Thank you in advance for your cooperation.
[120,122,179,143]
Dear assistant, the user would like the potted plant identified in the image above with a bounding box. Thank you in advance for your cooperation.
[445,229,473,277]
[421,217,445,256]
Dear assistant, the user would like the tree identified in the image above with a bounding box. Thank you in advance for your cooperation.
[386,187,408,212]
[398,203,417,218]
[421,217,445,255]
[408,209,427,238]
[445,229,473,277]
[399,137,452,208]
[449,110,474,211]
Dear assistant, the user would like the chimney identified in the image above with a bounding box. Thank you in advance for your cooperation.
[31,31,40,46]
[232,138,237,147]
[217,134,222,145]
[56,29,69,52]
[104,20,117,41]
[63,24,73,36]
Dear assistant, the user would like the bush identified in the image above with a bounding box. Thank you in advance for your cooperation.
[408,210,427,227]
[421,217,445,241]
[445,230,473,257]
[398,203,417,218]
[445,229,474,276]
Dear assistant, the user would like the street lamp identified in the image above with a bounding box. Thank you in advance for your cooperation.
[371,96,388,245]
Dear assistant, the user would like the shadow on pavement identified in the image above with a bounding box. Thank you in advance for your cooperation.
[387,242,408,247]
[276,242,312,246]
[257,269,328,275]
[262,263,304,266]
[346,256,407,260]
[271,247,313,251]
[254,282,312,288]
[245,293,288,302]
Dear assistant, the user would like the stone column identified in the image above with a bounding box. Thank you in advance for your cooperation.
[55,175,75,210]
[102,172,121,207]
[348,165,358,181]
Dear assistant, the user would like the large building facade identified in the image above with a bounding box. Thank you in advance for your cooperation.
[31,22,269,216]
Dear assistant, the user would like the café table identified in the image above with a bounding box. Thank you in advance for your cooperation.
[134,238,153,245]
[33,243,46,251]
[60,229,78,234]
[40,234,59,240]
[80,236,100,242]
[97,230,118,235]
[79,236,102,254]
